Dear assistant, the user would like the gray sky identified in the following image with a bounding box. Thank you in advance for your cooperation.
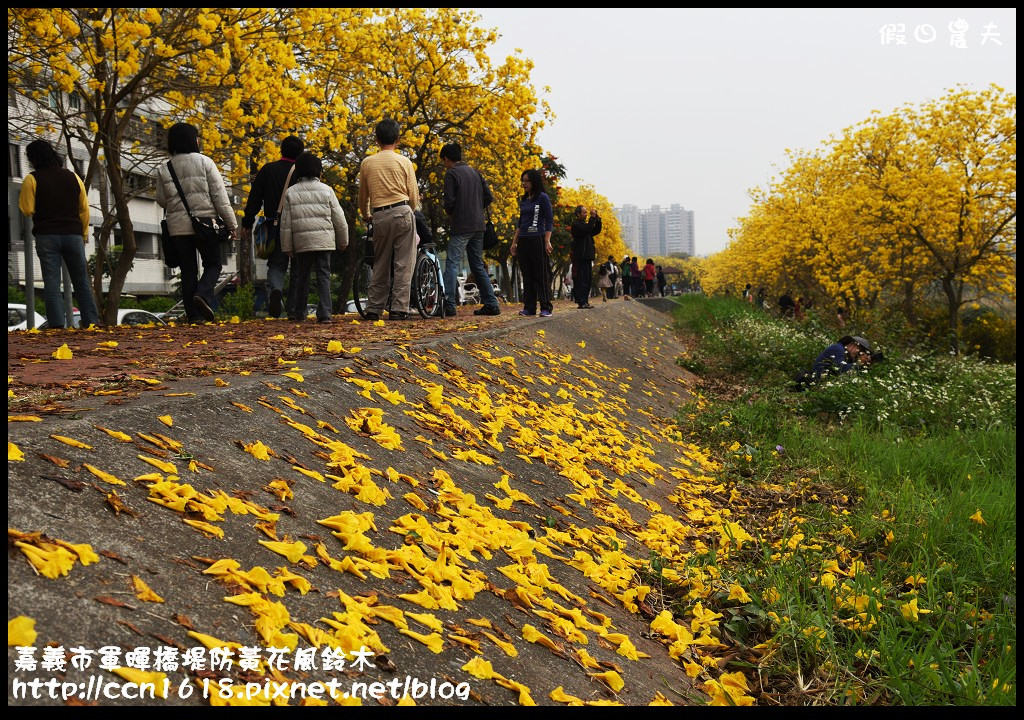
[472,8,1016,256]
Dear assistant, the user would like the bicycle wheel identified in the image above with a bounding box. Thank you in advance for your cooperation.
[413,252,443,318]
[353,258,374,319]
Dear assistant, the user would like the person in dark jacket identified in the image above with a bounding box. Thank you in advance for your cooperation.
[569,205,601,308]
[439,142,499,317]
[18,139,100,329]
[241,135,304,318]
[510,168,554,316]
[630,257,642,298]
[809,335,872,382]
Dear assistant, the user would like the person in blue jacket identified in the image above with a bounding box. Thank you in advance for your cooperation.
[510,168,554,316]
[792,335,874,390]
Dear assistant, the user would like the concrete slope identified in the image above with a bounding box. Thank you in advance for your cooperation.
[8,298,722,707]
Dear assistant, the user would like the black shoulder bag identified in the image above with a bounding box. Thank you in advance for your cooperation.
[479,172,499,251]
[166,158,231,244]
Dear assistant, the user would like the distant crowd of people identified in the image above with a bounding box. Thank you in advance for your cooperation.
[20,116,685,330]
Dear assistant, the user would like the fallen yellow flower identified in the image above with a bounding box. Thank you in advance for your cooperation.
[131,575,165,603]
[258,540,307,564]
[50,435,93,450]
[587,670,624,693]
[8,616,37,646]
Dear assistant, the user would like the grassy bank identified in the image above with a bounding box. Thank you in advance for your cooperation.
[670,295,1016,705]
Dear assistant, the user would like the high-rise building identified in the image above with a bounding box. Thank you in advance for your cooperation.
[614,203,695,257]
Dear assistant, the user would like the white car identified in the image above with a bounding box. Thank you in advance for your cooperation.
[39,308,168,329]
[8,303,46,332]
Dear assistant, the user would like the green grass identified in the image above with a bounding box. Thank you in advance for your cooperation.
[671,295,1016,705]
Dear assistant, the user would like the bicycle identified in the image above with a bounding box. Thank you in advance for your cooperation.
[352,223,448,319]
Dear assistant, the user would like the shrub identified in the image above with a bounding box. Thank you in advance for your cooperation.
[218,283,256,320]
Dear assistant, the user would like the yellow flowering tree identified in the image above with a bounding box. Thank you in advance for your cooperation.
[294,8,548,307]
[7,8,332,322]
[703,85,1015,348]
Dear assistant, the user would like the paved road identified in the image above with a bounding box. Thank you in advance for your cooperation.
[8,297,720,707]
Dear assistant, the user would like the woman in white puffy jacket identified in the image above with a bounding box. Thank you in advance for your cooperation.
[279,152,349,322]
[155,122,237,323]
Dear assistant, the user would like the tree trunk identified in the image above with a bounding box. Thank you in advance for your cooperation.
[101,142,137,326]
[941,275,961,354]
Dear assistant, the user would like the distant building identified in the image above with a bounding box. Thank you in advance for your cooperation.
[614,203,694,257]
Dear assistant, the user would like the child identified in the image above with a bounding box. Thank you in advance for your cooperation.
[279,152,348,323]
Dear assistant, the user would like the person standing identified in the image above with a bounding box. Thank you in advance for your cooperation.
[630,257,642,298]
[510,168,554,317]
[656,265,667,297]
[357,119,418,321]
[597,263,612,301]
[620,255,632,298]
[155,122,237,323]
[569,205,601,309]
[279,152,348,323]
[643,258,656,297]
[18,139,100,329]
[439,143,499,317]
[241,135,304,318]
[605,255,619,299]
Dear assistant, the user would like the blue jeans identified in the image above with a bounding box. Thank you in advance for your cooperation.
[444,230,497,310]
[34,234,99,328]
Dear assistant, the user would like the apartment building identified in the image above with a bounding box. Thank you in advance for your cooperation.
[614,203,695,257]
[7,93,243,299]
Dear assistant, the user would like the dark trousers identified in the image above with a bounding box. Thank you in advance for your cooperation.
[174,234,222,322]
[574,261,593,306]
[631,276,643,297]
[517,236,552,313]
[266,243,298,318]
[290,251,333,321]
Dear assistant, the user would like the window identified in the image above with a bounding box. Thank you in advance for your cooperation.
[9,144,21,178]
[68,92,81,111]
[135,231,157,259]
[123,171,155,198]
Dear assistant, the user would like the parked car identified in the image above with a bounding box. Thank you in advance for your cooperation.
[8,303,46,332]
[39,308,168,329]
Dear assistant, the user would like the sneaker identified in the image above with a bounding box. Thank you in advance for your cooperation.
[268,288,283,318]
[317,317,333,324]
[518,309,536,317]
[388,311,410,321]
[582,304,594,309]
[443,305,457,317]
[363,312,380,321]
[539,309,553,317]
[473,305,501,316]
[193,295,215,322]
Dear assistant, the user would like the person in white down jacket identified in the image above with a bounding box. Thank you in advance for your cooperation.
[279,152,349,323]
[155,122,237,323]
